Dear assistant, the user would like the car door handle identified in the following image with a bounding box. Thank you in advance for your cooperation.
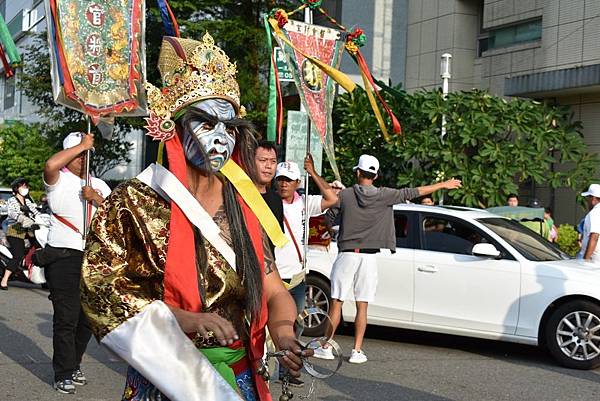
[417,265,439,273]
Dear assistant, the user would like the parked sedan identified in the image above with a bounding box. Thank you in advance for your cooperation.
[305,204,600,370]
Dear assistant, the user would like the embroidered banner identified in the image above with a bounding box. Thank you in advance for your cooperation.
[274,19,345,180]
[45,0,147,125]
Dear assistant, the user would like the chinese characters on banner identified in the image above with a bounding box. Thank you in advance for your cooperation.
[46,0,147,129]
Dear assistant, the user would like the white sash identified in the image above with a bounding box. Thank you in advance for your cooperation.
[101,301,242,401]
[136,163,237,271]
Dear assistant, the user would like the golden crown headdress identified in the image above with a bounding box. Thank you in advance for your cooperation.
[145,32,243,141]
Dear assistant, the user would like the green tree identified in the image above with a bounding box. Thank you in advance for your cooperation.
[332,87,598,208]
[134,1,297,131]
[556,224,580,256]
[0,123,55,196]
[155,1,295,130]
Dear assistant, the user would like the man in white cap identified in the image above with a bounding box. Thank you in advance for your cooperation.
[42,132,111,394]
[577,184,600,264]
[316,154,461,364]
[274,154,337,386]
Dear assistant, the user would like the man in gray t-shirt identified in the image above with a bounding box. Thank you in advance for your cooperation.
[314,154,461,364]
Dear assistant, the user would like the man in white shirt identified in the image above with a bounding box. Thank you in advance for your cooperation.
[578,184,600,264]
[274,156,337,386]
[275,156,337,310]
[43,132,111,394]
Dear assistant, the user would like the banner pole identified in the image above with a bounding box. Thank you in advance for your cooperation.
[83,116,92,243]
[302,6,313,273]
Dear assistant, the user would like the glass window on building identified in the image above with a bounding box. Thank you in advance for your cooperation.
[0,0,5,19]
[488,19,542,50]
[29,1,46,30]
[4,76,15,110]
[7,11,23,37]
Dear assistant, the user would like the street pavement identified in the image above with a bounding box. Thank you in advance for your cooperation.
[2,282,600,401]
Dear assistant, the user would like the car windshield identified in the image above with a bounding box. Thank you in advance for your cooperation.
[477,217,569,261]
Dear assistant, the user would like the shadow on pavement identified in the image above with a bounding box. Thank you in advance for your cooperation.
[324,371,454,401]
[0,319,54,385]
[341,323,600,385]
[273,370,454,401]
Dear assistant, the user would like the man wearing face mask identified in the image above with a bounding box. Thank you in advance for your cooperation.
[80,33,310,401]
[1,177,39,290]
[43,132,111,394]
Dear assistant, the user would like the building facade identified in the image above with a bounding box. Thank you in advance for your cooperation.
[0,0,46,123]
[315,0,409,86]
[404,0,600,224]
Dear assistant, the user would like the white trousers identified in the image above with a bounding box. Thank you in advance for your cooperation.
[330,252,378,302]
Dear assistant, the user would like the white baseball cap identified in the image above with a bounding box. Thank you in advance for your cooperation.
[276,161,301,181]
[62,132,84,150]
[353,154,379,174]
[582,184,600,198]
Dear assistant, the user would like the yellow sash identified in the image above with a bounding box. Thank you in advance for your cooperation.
[220,160,288,248]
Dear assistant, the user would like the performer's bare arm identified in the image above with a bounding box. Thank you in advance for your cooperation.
[167,305,239,347]
[304,153,338,210]
[264,268,313,377]
[44,133,95,185]
[262,232,277,275]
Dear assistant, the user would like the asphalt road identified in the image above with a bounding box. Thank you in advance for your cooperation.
[2,282,600,401]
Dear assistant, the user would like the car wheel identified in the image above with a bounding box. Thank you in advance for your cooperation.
[544,300,600,370]
[302,275,331,337]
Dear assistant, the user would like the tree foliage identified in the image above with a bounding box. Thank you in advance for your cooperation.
[0,123,54,195]
[332,87,598,208]
[147,0,295,131]
[556,224,580,256]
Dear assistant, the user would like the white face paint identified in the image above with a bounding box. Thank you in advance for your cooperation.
[182,99,237,172]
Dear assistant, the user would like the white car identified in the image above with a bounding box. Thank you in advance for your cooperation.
[304,204,600,370]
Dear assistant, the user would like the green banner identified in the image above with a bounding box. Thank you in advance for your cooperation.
[264,15,277,142]
[0,13,21,65]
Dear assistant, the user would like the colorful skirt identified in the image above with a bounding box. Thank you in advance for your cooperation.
[122,365,258,401]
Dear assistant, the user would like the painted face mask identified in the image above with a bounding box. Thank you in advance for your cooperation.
[181,99,237,172]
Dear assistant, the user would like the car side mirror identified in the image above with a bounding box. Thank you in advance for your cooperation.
[472,243,501,258]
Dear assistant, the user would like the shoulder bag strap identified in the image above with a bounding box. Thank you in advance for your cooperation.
[53,213,82,236]
[283,215,303,263]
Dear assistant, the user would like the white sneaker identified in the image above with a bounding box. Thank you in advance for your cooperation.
[312,345,334,360]
[348,349,367,364]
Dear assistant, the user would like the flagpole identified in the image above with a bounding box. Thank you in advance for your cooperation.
[302,6,313,273]
[83,116,92,243]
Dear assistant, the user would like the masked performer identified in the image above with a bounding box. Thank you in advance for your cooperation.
[81,33,309,401]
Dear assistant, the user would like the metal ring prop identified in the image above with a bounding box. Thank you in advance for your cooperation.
[294,307,343,379]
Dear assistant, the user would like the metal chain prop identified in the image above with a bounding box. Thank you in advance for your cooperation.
[261,307,343,401]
